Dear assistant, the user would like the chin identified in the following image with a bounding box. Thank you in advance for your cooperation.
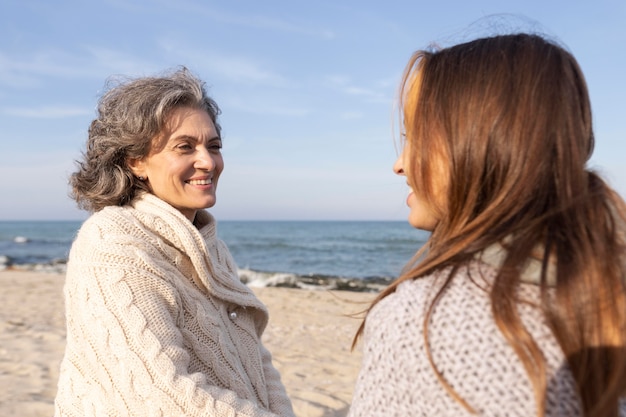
[409,222,431,231]
[407,216,437,231]
[203,199,217,209]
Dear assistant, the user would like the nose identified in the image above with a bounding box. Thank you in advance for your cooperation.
[196,146,216,171]
[393,154,405,175]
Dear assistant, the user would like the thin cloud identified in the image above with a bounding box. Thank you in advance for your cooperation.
[344,86,380,96]
[220,14,335,40]
[223,97,309,117]
[0,48,158,87]
[344,87,391,104]
[327,75,351,85]
[340,111,364,120]
[201,53,288,86]
[326,75,391,104]
[82,46,160,76]
[0,50,96,79]
[149,0,335,40]
[158,40,291,87]
[1,105,91,118]
[0,70,41,89]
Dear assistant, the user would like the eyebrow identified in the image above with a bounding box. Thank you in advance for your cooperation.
[171,134,221,143]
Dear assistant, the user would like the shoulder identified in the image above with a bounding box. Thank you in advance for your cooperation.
[374,262,548,339]
[362,260,552,384]
[66,206,186,306]
[78,205,139,236]
[353,266,499,416]
[356,262,568,416]
[69,205,159,267]
[368,262,497,326]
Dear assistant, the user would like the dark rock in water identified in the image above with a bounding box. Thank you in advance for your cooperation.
[335,277,393,292]
[295,275,391,292]
[237,268,392,293]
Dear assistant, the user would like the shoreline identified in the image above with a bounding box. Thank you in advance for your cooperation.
[0,269,373,417]
[0,263,393,292]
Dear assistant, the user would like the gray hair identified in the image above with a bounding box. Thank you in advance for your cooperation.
[70,67,221,212]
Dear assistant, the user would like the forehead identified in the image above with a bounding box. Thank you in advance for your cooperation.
[151,106,217,149]
[165,106,215,133]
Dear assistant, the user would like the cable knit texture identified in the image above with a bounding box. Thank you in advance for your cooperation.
[348,260,626,417]
[54,193,295,417]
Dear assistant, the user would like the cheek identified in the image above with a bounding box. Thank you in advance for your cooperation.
[407,192,441,229]
[215,156,224,176]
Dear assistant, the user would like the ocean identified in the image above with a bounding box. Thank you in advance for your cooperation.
[0,220,429,291]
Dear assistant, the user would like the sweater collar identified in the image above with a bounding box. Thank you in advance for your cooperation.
[131,193,268,314]
[476,241,557,286]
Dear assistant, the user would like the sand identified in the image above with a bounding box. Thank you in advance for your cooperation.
[0,270,375,417]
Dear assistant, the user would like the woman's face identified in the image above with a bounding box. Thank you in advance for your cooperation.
[130,106,223,222]
[393,141,446,231]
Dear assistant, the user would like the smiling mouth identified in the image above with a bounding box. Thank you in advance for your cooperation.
[187,179,212,185]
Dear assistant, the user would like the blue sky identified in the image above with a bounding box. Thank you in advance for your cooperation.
[1,0,624,221]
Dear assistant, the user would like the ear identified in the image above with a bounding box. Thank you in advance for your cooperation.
[127,158,146,179]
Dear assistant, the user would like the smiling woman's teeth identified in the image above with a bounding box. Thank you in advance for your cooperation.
[188,179,211,185]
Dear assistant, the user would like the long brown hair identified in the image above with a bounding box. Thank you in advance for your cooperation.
[355,33,626,416]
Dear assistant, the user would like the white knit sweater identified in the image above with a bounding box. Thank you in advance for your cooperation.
[54,193,294,417]
[348,259,626,417]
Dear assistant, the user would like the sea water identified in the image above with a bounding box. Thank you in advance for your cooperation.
[0,220,429,290]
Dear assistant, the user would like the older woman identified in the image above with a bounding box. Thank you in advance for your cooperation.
[54,68,295,417]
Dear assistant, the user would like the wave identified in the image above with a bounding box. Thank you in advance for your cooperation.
[239,268,391,292]
[0,259,391,293]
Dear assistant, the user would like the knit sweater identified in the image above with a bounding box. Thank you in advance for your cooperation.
[54,193,295,417]
[348,258,626,417]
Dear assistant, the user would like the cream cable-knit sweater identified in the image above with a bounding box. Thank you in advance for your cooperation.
[348,258,626,417]
[54,193,294,417]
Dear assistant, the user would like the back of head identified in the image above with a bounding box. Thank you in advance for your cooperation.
[384,33,626,416]
[70,67,221,212]
[402,33,596,245]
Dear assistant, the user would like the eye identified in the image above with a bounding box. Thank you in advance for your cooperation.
[176,143,193,151]
[207,140,222,152]
[173,139,195,152]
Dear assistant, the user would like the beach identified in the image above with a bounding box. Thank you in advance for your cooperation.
[0,269,374,417]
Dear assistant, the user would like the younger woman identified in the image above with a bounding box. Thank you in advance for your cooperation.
[349,33,626,417]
